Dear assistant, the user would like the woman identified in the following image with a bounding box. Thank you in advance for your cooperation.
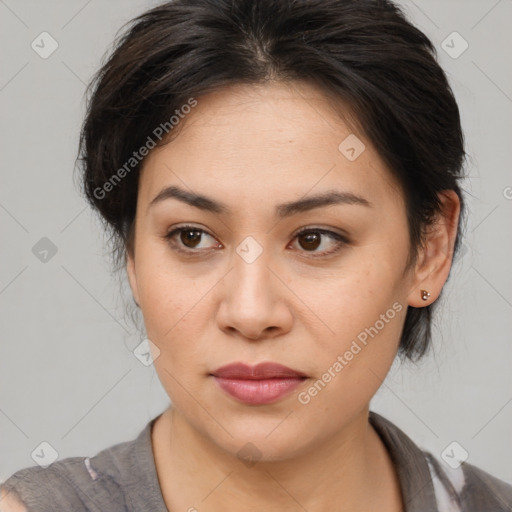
[1,0,511,511]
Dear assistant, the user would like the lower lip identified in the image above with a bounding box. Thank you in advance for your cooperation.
[212,376,306,405]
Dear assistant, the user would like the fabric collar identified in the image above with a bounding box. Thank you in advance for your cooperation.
[124,411,440,511]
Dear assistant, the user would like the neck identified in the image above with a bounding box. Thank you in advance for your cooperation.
[152,405,403,512]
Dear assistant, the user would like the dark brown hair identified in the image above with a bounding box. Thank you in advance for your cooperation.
[77,0,467,361]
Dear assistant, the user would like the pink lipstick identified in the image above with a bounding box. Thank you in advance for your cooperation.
[210,362,307,405]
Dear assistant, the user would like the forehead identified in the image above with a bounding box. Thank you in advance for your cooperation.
[138,80,403,211]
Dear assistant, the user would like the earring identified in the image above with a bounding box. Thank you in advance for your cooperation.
[421,290,430,301]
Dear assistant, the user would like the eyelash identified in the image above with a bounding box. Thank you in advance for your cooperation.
[163,224,350,258]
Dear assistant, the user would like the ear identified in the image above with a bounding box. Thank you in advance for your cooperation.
[406,190,461,307]
[126,249,141,307]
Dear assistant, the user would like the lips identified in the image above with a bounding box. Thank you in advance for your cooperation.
[210,362,308,405]
[210,362,307,380]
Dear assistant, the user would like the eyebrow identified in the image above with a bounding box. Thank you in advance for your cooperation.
[149,185,372,218]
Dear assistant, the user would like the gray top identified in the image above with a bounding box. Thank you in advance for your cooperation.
[1,411,511,511]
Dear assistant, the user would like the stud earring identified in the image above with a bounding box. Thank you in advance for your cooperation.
[421,290,430,301]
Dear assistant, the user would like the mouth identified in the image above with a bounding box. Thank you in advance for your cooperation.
[210,361,308,405]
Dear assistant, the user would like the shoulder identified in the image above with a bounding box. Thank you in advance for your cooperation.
[369,411,512,511]
[458,459,512,510]
[424,451,512,511]
[0,422,154,512]
[0,455,110,512]
[0,487,27,512]
[0,456,89,512]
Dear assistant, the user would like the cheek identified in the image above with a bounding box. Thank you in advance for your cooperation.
[138,263,210,396]
[310,242,407,333]
[294,280,406,428]
[301,243,408,390]
[135,242,206,350]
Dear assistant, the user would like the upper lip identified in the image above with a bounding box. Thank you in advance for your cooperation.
[211,362,307,380]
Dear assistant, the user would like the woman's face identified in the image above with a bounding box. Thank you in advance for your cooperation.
[127,80,424,460]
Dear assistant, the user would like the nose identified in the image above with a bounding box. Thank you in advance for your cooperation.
[216,244,293,341]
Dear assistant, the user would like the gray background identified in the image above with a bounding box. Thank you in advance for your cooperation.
[1,0,511,486]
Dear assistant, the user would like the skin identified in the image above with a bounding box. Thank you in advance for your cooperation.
[0,490,27,512]
[126,80,460,512]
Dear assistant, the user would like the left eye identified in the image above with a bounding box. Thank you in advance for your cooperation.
[164,225,348,257]
[289,228,348,257]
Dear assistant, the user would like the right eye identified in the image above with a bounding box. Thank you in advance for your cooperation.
[164,225,222,254]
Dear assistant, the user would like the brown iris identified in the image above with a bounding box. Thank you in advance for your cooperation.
[180,229,203,248]
[298,231,321,251]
